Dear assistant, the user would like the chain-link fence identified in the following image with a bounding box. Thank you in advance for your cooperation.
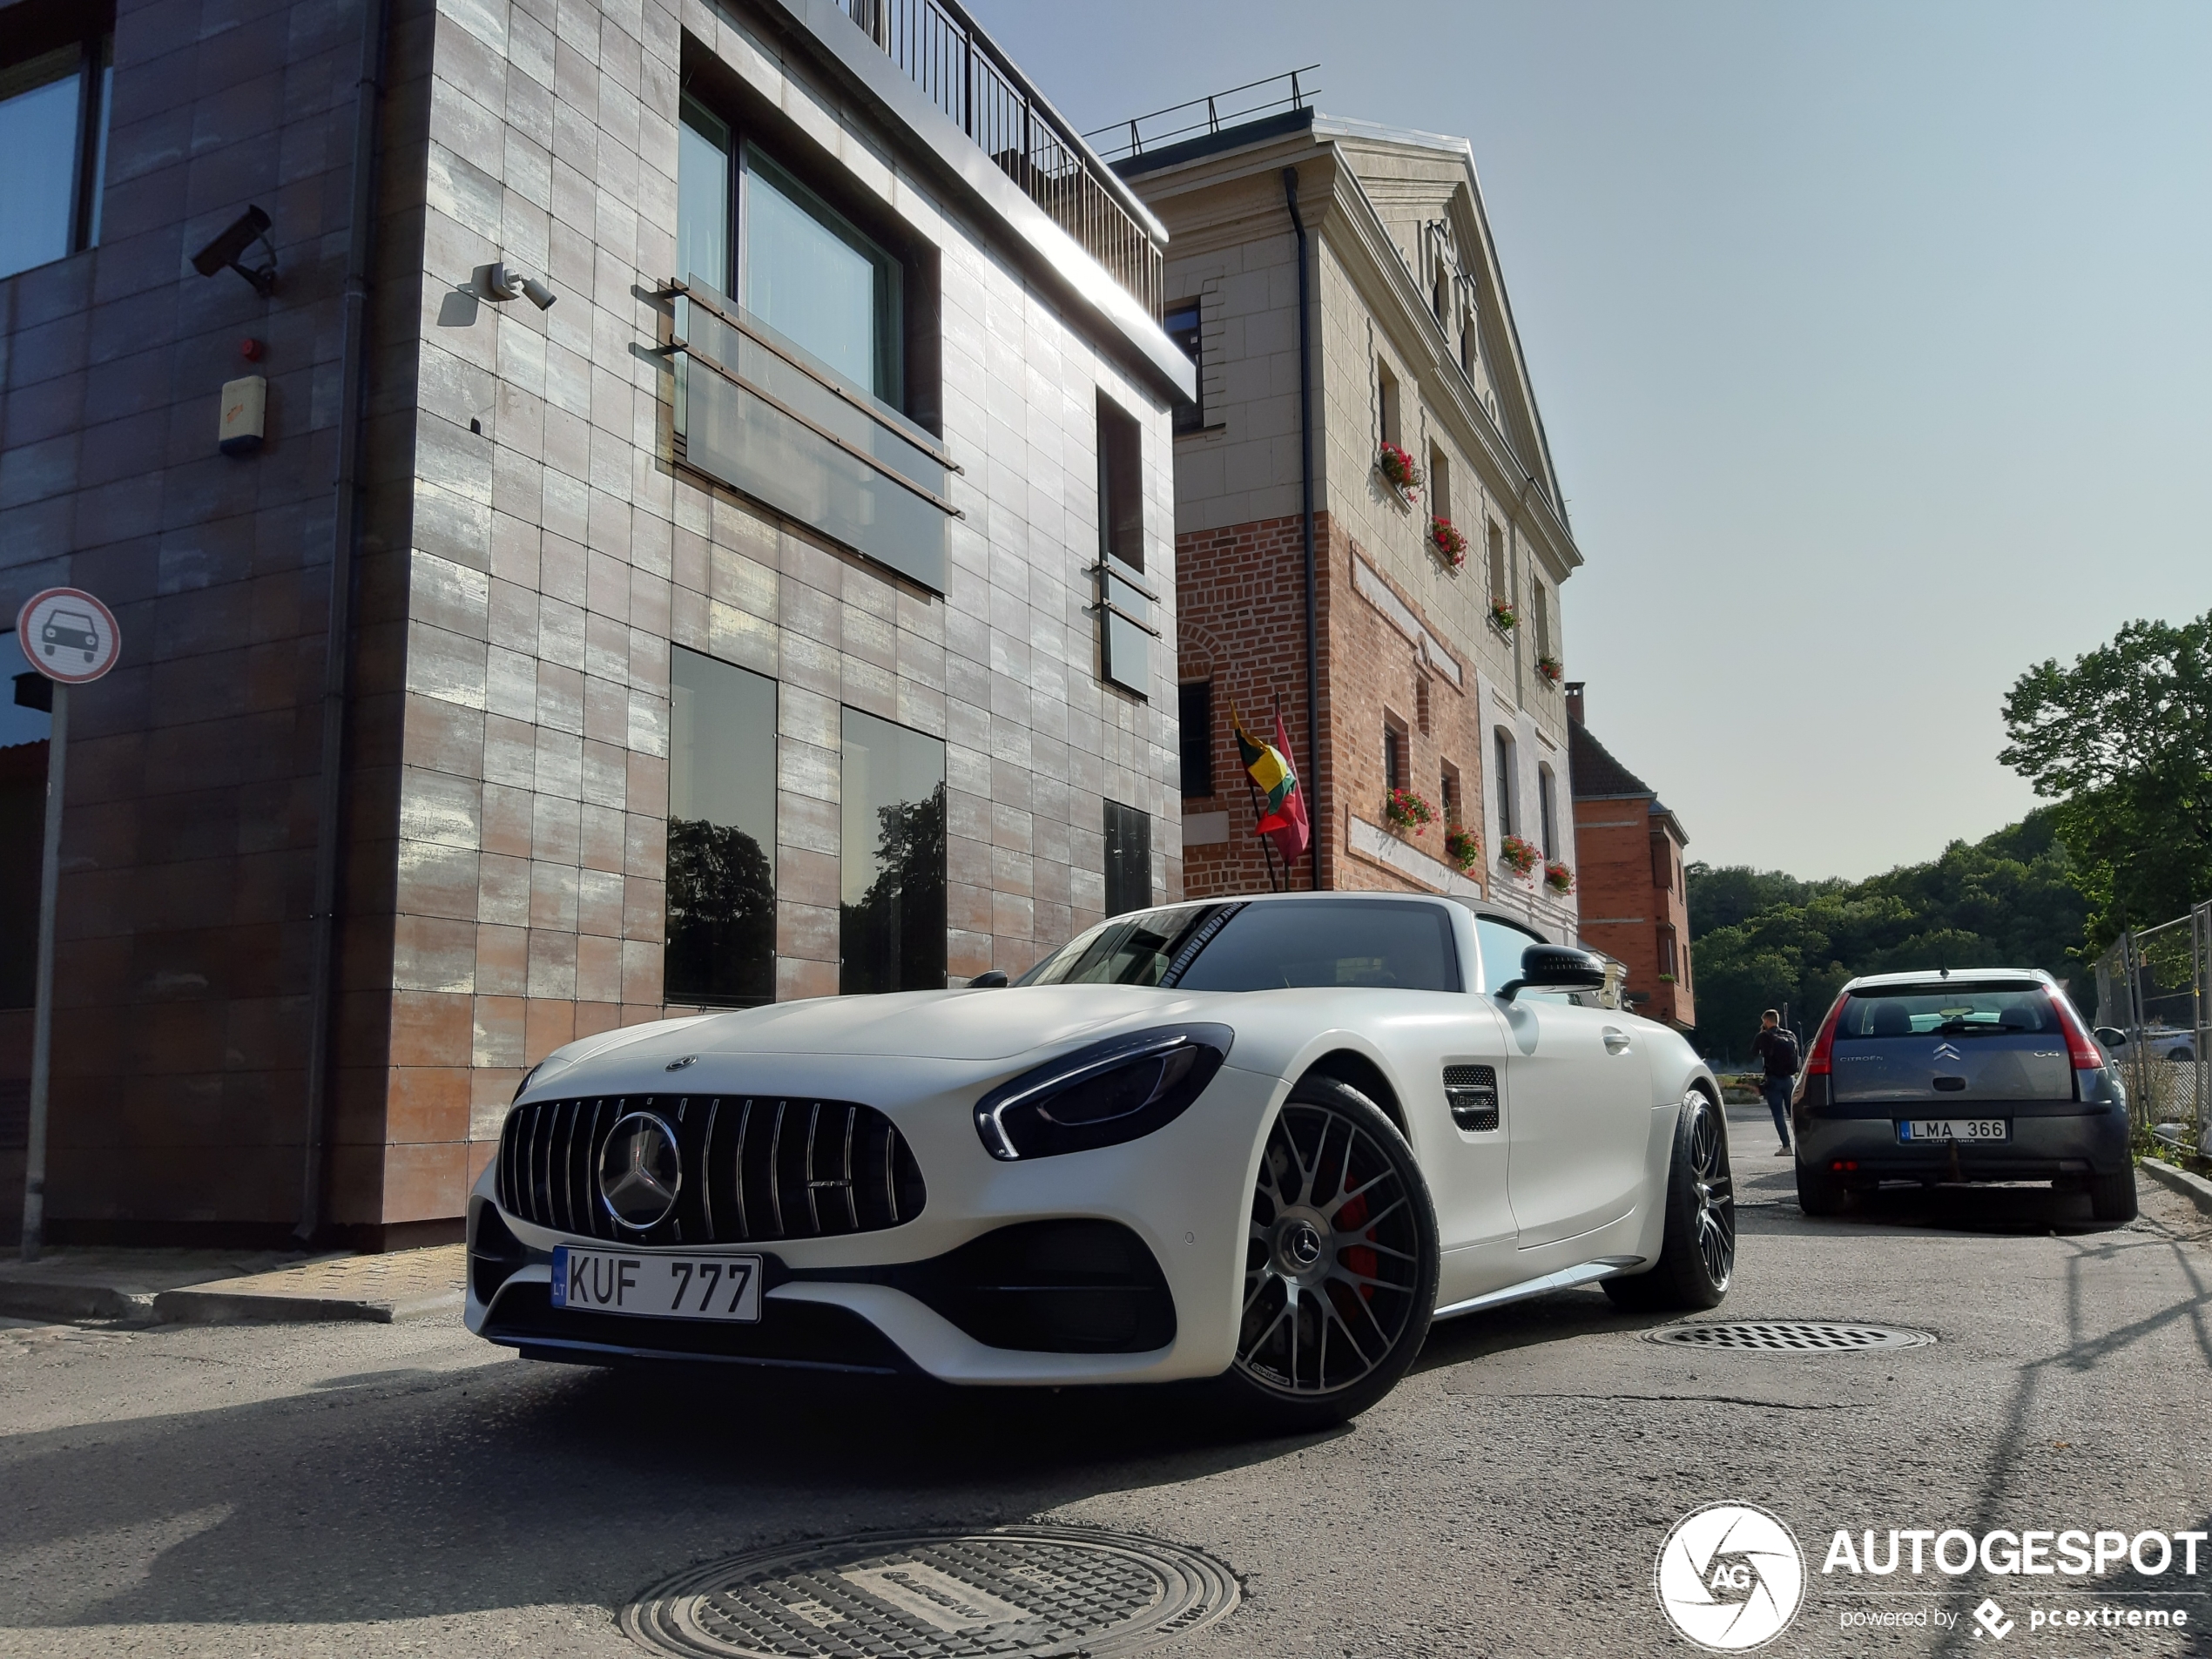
[2093,903,2211,1156]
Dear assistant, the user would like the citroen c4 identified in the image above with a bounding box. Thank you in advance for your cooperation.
[1791,969,2135,1222]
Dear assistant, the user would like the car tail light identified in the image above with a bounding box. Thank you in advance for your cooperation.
[1802,995,1847,1076]
[2048,992,2105,1070]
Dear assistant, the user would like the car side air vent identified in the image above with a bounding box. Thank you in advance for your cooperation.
[1444,1064,1500,1132]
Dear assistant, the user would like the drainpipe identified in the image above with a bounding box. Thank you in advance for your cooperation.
[296,0,388,1245]
[1283,166,1323,889]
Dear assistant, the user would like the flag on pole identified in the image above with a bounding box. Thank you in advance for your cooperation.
[1235,708,1311,867]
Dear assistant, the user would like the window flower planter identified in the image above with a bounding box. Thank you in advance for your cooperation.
[1543,860,1575,895]
[1489,597,1517,635]
[1498,833,1540,878]
[1385,786,1435,836]
[1378,441,1423,502]
[1430,516,1468,570]
[1445,826,1481,873]
[1535,655,1562,685]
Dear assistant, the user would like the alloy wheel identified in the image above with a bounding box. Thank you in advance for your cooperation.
[1236,1101,1424,1396]
[1686,1089,1736,1290]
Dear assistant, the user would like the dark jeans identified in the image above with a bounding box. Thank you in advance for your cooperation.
[1760,1076,1794,1147]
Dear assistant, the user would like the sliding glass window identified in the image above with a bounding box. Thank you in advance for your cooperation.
[0,6,112,281]
[664,647,777,1006]
[840,709,946,995]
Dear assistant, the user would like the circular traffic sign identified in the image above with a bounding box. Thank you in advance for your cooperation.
[16,587,120,684]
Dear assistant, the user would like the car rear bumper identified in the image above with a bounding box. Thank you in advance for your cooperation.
[1797,1108,2129,1181]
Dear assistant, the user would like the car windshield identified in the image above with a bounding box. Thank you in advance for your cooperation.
[1015,900,1462,994]
[1832,983,2057,1039]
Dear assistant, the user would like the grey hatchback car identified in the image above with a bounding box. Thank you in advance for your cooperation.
[1791,969,2135,1222]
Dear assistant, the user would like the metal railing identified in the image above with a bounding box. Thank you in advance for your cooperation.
[845,0,1163,318]
[1083,65,1320,163]
[2094,903,2211,1153]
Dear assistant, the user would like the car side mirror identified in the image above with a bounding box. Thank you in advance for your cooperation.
[2093,1026,2126,1048]
[967,970,1009,989]
[1496,943,1608,1002]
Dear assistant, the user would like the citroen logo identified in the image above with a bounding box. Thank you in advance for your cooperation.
[1932,1042,1962,1062]
[597,1113,681,1231]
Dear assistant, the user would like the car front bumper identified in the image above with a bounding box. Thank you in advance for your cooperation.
[463,1057,1285,1386]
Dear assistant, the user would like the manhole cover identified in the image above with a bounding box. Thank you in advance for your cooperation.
[1645,1320,1936,1352]
[622,1525,1239,1659]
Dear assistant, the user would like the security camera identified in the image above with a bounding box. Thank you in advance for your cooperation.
[192,206,276,295]
[475,262,556,309]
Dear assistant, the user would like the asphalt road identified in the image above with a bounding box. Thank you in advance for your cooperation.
[4,1106,2210,1659]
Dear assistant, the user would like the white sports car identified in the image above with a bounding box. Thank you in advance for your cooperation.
[467,893,1735,1426]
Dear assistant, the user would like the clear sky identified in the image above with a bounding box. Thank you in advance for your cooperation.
[970,1,2212,881]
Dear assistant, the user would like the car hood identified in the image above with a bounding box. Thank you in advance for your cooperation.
[544,987,1214,1085]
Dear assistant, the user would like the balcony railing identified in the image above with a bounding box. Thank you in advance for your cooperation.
[845,0,1163,319]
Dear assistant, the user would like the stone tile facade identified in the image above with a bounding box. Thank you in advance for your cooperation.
[0,0,1186,1244]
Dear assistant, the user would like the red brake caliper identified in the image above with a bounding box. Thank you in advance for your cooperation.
[1334,1193,1378,1299]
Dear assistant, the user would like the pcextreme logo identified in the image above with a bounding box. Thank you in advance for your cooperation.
[1656,1503,1807,1652]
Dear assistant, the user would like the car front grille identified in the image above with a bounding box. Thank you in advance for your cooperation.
[496,1094,926,1246]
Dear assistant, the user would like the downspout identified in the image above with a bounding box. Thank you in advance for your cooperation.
[1283,166,1323,889]
[296,0,388,1244]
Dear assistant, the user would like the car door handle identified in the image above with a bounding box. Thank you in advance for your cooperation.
[1602,1027,1632,1055]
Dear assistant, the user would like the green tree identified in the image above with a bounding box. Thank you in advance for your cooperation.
[1684,810,2087,1062]
[2000,612,2212,949]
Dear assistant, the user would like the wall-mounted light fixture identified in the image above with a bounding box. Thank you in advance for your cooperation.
[474,261,556,310]
[192,206,278,296]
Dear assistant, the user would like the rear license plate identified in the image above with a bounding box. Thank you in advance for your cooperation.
[550,1247,763,1322]
[1897,1119,2008,1143]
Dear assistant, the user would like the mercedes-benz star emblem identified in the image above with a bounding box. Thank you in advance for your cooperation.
[598,1113,682,1231]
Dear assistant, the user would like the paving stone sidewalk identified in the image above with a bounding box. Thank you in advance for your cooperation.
[0,1244,464,1325]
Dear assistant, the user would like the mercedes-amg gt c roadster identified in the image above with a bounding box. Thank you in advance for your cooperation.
[467,893,1735,1426]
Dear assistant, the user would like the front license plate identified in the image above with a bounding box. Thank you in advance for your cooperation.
[550,1247,763,1322]
[1897,1119,2009,1143]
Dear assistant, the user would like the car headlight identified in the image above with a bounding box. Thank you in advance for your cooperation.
[511,1054,573,1103]
[974,1024,1234,1161]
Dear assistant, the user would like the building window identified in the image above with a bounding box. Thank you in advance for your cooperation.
[1378,359,1401,448]
[1,631,54,1008]
[1538,764,1558,860]
[1533,582,1553,660]
[1384,716,1409,797]
[1440,762,1460,826]
[1433,263,1449,324]
[1,6,112,281]
[1460,306,1478,377]
[841,708,946,994]
[1178,681,1214,798]
[664,648,779,1006]
[1164,299,1202,431]
[1494,728,1517,837]
[1428,442,1451,527]
[1660,931,1678,978]
[1104,800,1152,917]
[1096,393,1151,697]
[1486,520,1508,607]
[678,94,904,405]
[1415,674,1432,736]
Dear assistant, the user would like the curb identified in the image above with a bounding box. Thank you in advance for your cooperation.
[151,1287,463,1326]
[0,1281,157,1323]
[2141,1157,2212,1219]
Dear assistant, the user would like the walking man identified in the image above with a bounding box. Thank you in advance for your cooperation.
[1751,1008,1799,1156]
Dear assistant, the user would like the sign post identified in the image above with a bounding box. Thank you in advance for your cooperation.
[15,587,120,1262]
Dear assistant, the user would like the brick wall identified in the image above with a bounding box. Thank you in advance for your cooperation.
[1176,508,1493,903]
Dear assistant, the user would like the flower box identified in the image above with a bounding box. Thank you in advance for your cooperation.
[1378,442,1423,501]
[1489,597,1517,635]
[1498,833,1540,877]
[1385,787,1435,836]
[1543,860,1575,895]
[1445,826,1481,873]
[1535,655,1562,685]
[1430,516,1468,570]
